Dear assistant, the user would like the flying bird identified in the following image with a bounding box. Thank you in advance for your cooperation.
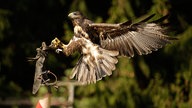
[50,11,177,84]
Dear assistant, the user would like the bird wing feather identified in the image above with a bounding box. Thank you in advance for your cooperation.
[89,14,177,57]
[70,38,119,84]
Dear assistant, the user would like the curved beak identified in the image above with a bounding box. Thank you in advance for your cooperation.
[68,12,74,19]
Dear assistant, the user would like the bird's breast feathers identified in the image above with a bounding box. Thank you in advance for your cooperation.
[74,25,89,38]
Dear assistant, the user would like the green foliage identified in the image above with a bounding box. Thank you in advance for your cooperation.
[0,9,10,41]
[0,0,191,107]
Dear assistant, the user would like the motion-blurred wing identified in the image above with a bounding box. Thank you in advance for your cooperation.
[89,14,177,57]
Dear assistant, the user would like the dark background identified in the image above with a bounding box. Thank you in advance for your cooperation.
[0,0,192,107]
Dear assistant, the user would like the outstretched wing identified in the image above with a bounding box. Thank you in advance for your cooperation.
[89,14,177,57]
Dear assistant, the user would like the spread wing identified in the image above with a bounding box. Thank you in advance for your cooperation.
[89,14,177,57]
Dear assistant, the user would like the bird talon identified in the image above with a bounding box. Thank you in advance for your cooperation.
[56,48,62,53]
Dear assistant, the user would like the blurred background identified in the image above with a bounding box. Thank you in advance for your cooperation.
[0,0,192,107]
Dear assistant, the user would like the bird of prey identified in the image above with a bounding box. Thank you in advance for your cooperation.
[50,11,177,84]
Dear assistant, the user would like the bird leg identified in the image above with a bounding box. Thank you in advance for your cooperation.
[50,37,83,56]
[55,48,63,53]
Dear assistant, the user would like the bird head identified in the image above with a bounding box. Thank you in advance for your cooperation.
[68,11,84,20]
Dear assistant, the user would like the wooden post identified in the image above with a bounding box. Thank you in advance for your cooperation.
[68,84,74,108]
[56,81,82,108]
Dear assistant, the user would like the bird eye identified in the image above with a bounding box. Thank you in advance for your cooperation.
[73,12,78,15]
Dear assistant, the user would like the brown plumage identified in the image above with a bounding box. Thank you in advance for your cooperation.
[50,11,177,84]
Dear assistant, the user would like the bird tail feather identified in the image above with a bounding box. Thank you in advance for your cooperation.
[70,46,119,84]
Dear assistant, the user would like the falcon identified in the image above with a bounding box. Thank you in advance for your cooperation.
[50,11,177,84]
